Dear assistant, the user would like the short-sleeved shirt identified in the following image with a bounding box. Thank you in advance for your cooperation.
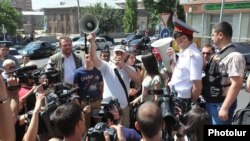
[121,127,141,141]
[98,61,134,108]
[74,67,103,99]
[169,43,203,98]
[217,51,245,96]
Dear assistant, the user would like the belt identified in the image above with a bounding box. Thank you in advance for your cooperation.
[82,97,102,103]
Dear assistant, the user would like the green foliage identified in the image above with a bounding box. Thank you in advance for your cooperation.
[0,0,22,35]
[123,0,138,33]
[81,3,123,34]
[142,0,185,32]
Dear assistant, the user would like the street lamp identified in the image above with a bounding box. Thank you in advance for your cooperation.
[2,24,7,41]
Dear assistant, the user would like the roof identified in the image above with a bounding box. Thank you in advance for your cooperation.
[39,0,121,10]
[22,11,44,15]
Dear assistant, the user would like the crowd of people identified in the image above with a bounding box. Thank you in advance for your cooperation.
[0,17,249,141]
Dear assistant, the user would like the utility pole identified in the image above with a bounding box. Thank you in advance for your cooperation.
[77,0,81,34]
[219,0,225,22]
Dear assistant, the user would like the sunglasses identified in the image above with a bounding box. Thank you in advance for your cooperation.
[202,52,212,55]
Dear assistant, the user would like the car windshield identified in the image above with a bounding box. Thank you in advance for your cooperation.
[76,38,85,42]
[25,42,40,49]
[126,35,135,40]
[9,49,19,55]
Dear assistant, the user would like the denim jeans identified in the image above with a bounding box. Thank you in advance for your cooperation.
[205,100,237,125]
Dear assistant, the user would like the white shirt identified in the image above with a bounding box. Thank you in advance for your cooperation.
[98,60,133,108]
[63,54,76,84]
[169,43,203,98]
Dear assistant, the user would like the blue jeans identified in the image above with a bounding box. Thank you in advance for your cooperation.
[205,100,237,125]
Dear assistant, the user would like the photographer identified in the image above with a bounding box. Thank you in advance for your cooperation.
[105,98,141,141]
[1,59,16,79]
[173,106,210,141]
[22,91,45,141]
[135,101,164,141]
[51,102,126,141]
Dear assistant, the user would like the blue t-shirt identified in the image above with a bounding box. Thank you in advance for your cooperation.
[74,67,103,99]
[121,127,141,141]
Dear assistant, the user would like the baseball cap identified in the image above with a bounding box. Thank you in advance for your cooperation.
[113,45,126,53]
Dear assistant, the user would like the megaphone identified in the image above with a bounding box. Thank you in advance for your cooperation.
[151,37,172,72]
[80,14,99,34]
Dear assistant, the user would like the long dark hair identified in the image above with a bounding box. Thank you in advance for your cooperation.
[185,107,210,141]
[141,53,160,76]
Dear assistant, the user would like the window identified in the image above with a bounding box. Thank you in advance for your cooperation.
[61,14,64,21]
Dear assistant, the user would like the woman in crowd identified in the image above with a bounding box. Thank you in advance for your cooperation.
[131,53,165,105]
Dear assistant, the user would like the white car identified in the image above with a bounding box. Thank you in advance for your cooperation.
[73,37,112,50]
[9,48,22,65]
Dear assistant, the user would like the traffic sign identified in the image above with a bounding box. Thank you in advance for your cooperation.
[160,28,170,38]
[160,13,171,27]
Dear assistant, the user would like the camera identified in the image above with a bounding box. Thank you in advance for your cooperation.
[87,122,117,141]
[87,97,119,141]
[158,86,181,141]
[25,84,80,137]
[98,97,120,116]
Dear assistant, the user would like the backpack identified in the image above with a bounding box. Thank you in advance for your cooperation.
[232,101,250,125]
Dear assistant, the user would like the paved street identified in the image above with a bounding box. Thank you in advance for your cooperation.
[31,44,250,112]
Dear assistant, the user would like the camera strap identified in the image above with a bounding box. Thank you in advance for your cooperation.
[114,68,130,107]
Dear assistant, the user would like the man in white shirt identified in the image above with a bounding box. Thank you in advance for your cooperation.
[88,33,140,127]
[47,36,82,85]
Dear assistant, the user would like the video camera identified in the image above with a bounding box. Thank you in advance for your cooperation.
[25,84,80,137]
[87,122,117,141]
[157,86,181,141]
[87,97,119,141]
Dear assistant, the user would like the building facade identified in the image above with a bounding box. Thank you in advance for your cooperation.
[44,8,79,34]
[11,0,32,11]
[180,0,250,46]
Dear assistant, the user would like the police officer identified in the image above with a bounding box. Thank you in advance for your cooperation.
[202,21,245,125]
[168,17,203,114]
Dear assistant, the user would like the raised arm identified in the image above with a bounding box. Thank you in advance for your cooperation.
[0,75,15,141]
[22,93,45,141]
[88,33,102,68]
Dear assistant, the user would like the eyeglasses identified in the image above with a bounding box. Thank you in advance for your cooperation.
[202,52,212,55]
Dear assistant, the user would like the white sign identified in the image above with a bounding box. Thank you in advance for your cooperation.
[160,13,170,27]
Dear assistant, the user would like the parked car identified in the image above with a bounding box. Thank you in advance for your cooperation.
[100,35,114,44]
[121,34,143,45]
[0,41,14,47]
[128,38,151,55]
[0,40,24,50]
[18,41,56,59]
[71,36,81,42]
[73,37,112,50]
[9,48,22,65]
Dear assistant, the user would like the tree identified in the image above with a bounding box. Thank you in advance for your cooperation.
[142,0,185,33]
[81,3,123,34]
[0,0,22,35]
[123,0,137,33]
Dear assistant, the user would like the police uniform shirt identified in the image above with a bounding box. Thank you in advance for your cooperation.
[169,43,203,98]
